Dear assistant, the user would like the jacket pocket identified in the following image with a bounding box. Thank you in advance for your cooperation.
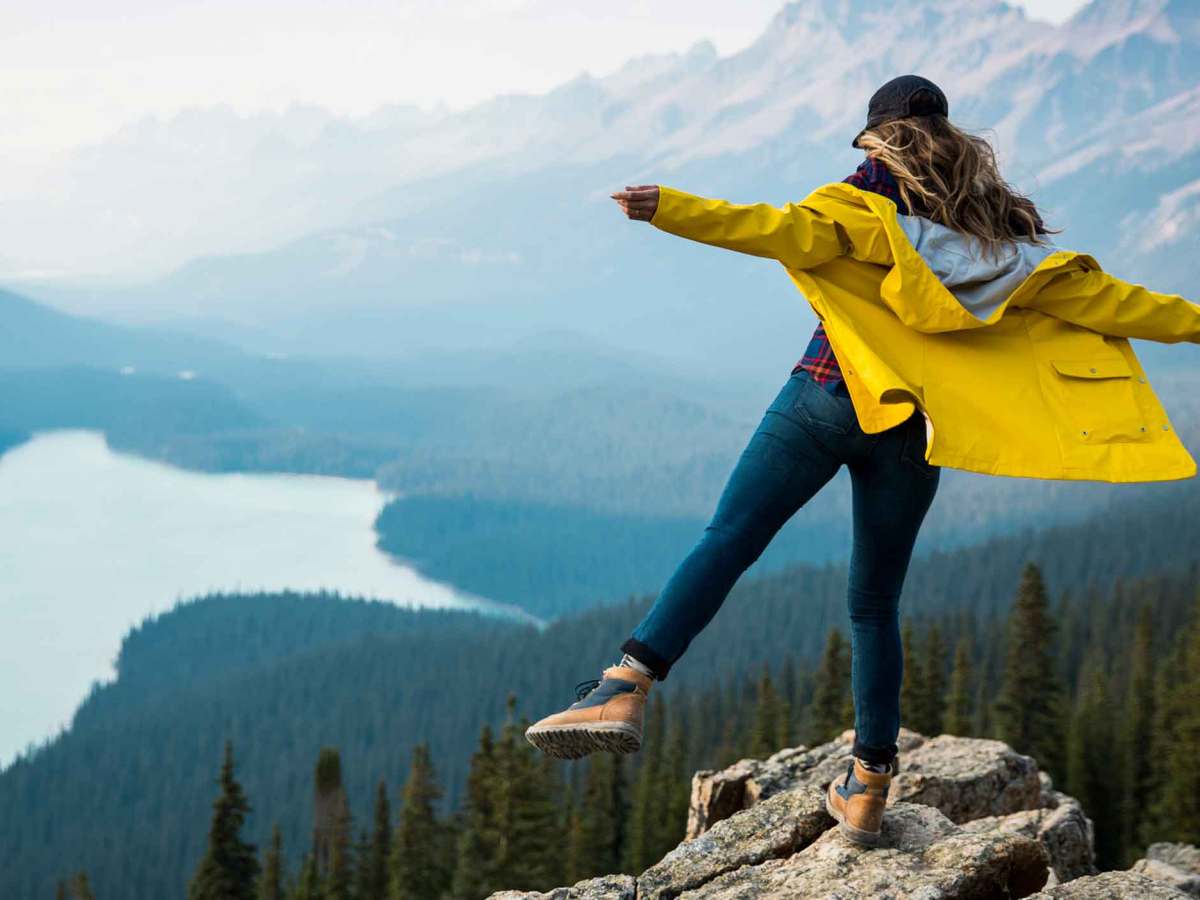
[1047,357,1149,443]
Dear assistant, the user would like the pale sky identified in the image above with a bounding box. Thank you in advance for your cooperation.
[4,0,1091,157]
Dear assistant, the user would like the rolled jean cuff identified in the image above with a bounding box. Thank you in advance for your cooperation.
[852,737,898,766]
[620,637,672,681]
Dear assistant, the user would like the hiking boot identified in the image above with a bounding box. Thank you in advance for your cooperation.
[524,665,652,759]
[825,756,898,846]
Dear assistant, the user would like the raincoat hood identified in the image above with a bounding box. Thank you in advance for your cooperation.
[800,182,1099,335]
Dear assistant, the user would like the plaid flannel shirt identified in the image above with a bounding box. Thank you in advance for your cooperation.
[793,158,910,387]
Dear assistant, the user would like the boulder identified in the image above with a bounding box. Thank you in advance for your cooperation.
[682,802,1049,899]
[639,787,831,900]
[961,789,1096,885]
[1144,843,1200,875]
[1131,843,1200,897]
[892,735,1042,823]
[500,731,1108,900]
[1025,870,1194,899]
[487,874,636,900]
[687,729,924,838]
[688,730,1043,838]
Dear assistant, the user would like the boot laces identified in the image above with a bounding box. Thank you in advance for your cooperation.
[574,679,601,701]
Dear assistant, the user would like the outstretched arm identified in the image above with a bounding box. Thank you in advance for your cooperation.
[611,184,850,271]
[1029,267,1200,344]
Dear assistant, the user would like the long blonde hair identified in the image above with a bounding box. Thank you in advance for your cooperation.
[856,115,1056,259]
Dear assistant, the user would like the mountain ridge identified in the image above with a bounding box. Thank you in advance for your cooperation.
[16,0,1197,372]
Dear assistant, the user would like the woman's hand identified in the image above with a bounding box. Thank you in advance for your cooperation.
[611,185,659,221]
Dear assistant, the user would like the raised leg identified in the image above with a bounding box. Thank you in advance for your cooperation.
[624,373,846,678]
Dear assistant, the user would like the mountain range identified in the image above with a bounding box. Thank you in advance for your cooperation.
[14,0,1200,373]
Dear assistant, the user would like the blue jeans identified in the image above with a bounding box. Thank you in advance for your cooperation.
[622,369,940,764]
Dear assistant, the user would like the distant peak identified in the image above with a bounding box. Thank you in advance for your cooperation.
[1068,0,1168,28]
[684,38,718,62]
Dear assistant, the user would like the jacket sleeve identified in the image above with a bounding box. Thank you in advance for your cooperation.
[1028,268,1200,344]
[649,185,850,271]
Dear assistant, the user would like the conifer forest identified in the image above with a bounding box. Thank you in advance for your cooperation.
[44,552,1200,899]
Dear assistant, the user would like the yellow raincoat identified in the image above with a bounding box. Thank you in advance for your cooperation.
[650,182,1200,483]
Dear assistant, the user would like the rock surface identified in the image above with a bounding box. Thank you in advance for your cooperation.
[892,734,1041,823]
[488,874,636,900]
[1026,870,1194,898]
[1131,843,1200,897]
[961,787,1096,885]
[682,803,1049,899]
[685,728,925,839]
[639,787,831,900]
[686,730,1041,839]
[488,731,1199,900]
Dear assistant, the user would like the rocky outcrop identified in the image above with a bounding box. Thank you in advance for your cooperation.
[685,729,1041,839]
[489,731,1198,900]
[892,734,1042,823]
[1131,843,1200,897]
[1026,871,1194,898]
[638,788,831,899]
[489,874,636,900]
[684,728,924,839]
[678,802,1049,899]
[960,784,1095,885]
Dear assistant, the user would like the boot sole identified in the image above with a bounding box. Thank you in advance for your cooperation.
[524,721,641,759]
[825,790,884,847]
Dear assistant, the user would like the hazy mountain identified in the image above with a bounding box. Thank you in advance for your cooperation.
[15,0,1200,374]
[0,287,258,375]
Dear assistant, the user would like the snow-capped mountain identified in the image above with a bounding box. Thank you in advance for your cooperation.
[18,0,1200,371]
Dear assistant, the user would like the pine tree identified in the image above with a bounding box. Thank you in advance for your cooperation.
[900,619,926,734]
[189,741,260,900]
[1120,604,1156,860]
[391,743,447,899]
[653,706,690,860]
[324,807,354,900]
[290,856,321,900]
[622,697,664,874]
[351,829,372,900]
[749,669,783,758]
[780,655,799,741]
[450,726,497,900]
[491,706,564,890]
[993,564,1063,779]
[66,873,96,900]
[714,675,744,766]
[944,637,974,736]
[259,824,284,900]
[922,622,948,735]
[1150,595,1200,844]
[577,753,625,878]
[312,749,350,878]
[809,628,851,744]
[362,779,391,900]
[1065,652,1122,867]
[563,797,586,886]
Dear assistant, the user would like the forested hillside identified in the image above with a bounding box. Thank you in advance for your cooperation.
[175,566,1200,899]
[6,280,1199,622]
[4,478,1200,899]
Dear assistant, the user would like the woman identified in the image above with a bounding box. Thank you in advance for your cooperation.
[524,75,1200,845]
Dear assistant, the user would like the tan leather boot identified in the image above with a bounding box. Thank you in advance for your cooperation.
[524,665,651,759]
[825,756,897,846]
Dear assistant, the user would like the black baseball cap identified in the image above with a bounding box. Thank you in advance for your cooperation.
[851,75,949,148]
